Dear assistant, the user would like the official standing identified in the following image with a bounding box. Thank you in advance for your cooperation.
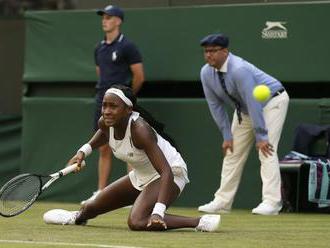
[198,33,289,215]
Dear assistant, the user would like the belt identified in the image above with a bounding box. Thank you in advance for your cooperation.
[272,88,285,98]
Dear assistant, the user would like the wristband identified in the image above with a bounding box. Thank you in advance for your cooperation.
[151,202,166,218]
[77,143,92,157]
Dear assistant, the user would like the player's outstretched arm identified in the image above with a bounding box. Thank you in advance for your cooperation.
[68,117,109,171]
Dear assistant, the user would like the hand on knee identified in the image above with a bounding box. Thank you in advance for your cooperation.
[147,215,167,231]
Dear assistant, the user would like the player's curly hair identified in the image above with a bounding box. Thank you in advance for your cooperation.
[110,84,179,151]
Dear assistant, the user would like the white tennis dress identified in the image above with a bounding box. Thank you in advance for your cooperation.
[109,111,189,191]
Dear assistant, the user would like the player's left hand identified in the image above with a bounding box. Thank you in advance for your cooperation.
[256,141,274,157]
[147,214,167,230]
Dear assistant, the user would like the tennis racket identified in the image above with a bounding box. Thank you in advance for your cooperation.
[0,161,85,217]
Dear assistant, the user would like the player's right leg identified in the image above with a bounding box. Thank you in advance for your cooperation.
[76,175,140,224]
[44,175,140,225]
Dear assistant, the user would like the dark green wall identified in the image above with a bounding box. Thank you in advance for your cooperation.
[20,97,330,207]
[24,2,330,83]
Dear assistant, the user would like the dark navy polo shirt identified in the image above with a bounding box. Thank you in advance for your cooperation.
[94,33,142,89]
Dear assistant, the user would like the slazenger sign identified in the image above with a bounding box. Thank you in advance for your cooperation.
[261,21,288,39]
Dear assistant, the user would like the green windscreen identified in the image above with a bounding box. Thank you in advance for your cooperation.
[24,2,330,83]
[21,97,330,206]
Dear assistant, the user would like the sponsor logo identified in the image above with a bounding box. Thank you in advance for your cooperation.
[261,21,288,39]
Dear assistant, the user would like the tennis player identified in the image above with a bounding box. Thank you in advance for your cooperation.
[43,85,220,232]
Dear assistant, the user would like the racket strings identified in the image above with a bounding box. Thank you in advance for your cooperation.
[0,175,42,217]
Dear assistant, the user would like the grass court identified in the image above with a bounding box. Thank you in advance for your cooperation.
[1,202,330,248]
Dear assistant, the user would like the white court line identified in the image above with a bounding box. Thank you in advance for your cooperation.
[0,240,143,248]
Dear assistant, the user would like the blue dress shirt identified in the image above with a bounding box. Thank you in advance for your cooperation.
[200,53,284,142]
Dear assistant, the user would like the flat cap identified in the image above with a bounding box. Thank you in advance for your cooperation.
[97,5,124,21]
[200,33,229,48]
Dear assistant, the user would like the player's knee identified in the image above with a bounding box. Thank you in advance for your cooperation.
[127,216,146,231]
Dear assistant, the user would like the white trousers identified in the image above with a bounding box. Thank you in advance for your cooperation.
[214,91,289,209]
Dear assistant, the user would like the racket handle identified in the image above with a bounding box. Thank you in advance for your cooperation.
[60,161,86,176]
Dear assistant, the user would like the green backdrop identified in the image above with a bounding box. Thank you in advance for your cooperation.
[24,2,330,83]
[21,98,330,207]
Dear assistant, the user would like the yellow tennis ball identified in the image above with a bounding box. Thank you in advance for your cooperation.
[253,85,271,102]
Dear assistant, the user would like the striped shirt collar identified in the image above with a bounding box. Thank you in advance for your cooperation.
[101,33,124,45]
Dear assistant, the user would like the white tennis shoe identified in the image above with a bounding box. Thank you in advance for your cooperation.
[43,209,80,225]
[196,214,221,232]
[252,202,281,215]
[80,190,101,205]
[198,200,231,214]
